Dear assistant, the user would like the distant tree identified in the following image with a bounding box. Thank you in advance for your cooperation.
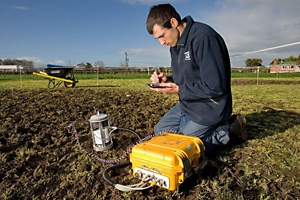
[1,58,34,68]
[245,58,262,66]
[3,59,14,65]
[95,61,105,68]
[77,62,85,68]
[77,62,93,70]
[285,55,298,61]
[270,54,300,65]
[25,60,34,68]
[84,62,93,70]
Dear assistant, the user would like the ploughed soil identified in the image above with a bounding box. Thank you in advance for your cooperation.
[0,79,299,199]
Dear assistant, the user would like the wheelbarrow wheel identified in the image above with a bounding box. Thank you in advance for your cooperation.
[64,77,76,88]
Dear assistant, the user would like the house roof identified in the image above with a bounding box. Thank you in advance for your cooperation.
[270,61,298,66]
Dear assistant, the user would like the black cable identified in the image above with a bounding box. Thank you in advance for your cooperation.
[102,128,139,187]
[103,161,132,186]
[116,127,142,141]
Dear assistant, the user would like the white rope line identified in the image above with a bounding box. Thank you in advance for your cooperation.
[230,41,300,57]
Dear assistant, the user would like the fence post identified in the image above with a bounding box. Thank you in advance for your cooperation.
[257,66,259,85]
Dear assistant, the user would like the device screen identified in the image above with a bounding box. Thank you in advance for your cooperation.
[148,83,169,88]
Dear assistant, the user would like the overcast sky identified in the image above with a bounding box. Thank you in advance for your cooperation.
[1,0,299,67]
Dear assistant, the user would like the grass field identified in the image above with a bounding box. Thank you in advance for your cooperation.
[0,72,300,90]
[0,73,299,199]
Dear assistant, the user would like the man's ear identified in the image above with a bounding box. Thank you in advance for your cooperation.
[170,18,178,28]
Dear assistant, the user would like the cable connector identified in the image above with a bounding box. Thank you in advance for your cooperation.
[150,181,157,187]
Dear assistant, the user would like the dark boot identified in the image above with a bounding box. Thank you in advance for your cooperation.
[229,114,247,141]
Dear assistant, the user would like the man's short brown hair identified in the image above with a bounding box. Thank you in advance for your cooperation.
[146,4,182,35]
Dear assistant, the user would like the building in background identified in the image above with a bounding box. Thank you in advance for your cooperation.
[270,60,300,73]
[0,65,23,73]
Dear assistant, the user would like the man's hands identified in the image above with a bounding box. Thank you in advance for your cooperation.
[150,71,169,83]
[150,71,179,94]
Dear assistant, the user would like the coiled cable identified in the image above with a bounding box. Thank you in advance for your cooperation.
[103,161,156,192]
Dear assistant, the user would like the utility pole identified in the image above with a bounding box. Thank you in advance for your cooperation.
[125,52,129,68]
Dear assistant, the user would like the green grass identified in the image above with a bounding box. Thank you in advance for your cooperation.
[0,73,153,81]
[75,73,153,79]
[0,72,300,90]
[1,71,300,81]
[0,78,151,90]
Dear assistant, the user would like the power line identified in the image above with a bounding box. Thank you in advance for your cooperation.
[230,41,300,57]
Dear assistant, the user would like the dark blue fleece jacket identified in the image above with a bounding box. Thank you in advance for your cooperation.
[170,16,232,125]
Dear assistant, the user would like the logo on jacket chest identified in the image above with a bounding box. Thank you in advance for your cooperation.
[184,51,191,61]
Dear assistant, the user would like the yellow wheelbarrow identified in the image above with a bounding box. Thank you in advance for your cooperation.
[33,64,78,88]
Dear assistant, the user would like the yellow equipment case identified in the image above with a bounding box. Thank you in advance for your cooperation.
[130,133,206,191]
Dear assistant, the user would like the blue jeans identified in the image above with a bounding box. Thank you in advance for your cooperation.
[154,103,230,151]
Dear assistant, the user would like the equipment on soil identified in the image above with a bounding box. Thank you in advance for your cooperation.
[102,133,207,191]
[33,64,78,88]
[89,112,114,151]
[66,103,141,164]
[130,133,207,191]
[66,104,207,192]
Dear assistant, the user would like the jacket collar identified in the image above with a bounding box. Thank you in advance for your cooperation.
[176,16,194,48]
